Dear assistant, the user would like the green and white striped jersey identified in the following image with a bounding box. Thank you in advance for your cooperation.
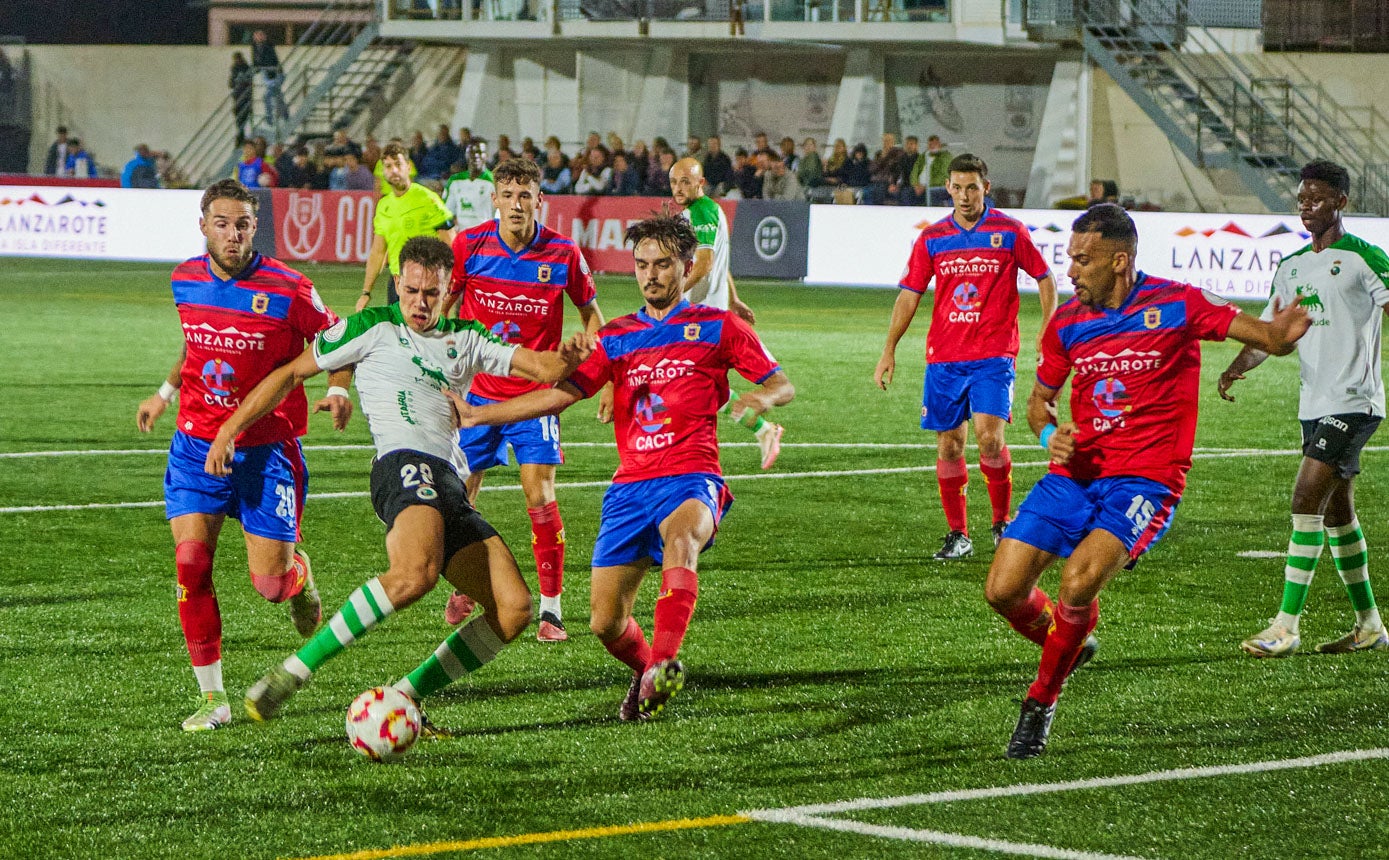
[1264,233,1389,419]
[679,194,730,309]
[314,306,516,476]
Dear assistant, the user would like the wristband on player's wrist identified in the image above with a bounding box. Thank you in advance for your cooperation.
[158,381,179,403]
[326,386,351,400]
[1038,424,1056,449]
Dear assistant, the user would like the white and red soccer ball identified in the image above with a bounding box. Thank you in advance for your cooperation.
[345,686,420,763]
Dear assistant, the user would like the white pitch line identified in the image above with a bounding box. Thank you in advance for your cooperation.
[744,747,1389,818]
[0,445,1374,515]
[749,813,1146,860]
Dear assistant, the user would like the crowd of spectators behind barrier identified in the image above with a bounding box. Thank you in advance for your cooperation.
[36,119,1123,210]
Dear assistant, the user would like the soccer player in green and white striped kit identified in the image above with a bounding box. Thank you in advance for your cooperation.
[1220,159,1389,656]
[205,236,592,720]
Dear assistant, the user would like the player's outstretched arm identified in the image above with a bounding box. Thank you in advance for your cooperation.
[508,333,596,384]
[730,370,795,422]
[875,288,924,389]
[137,346,186,432]
[312,366,356,430]
[1226,295,1310,358]
[448,382,584,428]
[204,348,323,476]
[1027,380,1075,465]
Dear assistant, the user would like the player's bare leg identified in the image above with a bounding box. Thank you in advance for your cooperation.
[443,470,489,625]
[591,561,653,720]
[1007,531,1126,759]
[244,532,319,637]
[934,423,973,559]
[973,413,1013,548]
[171,513,232,731]
[519,463,567,642]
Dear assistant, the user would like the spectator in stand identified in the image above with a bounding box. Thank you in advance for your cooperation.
[838,143,872,194]
[583,131,601,154]
[759,149,803,201]
[891,135,926,205]
[236,141,266,187]
[45,125,70,176]
[520,142,540,163]
[276,145,311,189]
[574,146,613,195]
[229,53,253,146]
[823,138,847,183]
[1088,179,1120,206]
[683,134,705,165]
[343,151,376,190]
[925,134,952,206]
[155,152,188,189]
[544,136,568,169]
[459,127,474,153]
[648,137,673,191]
[779,136,799,171]
[306,141,331,189]
[361,135,381,171]
[64,138,96,178]
[702,136,733,195]
[753,131,769,154]
[329,129,360,157]
[629,139,650,180]
[867,132,904,206]
[493,134,516,167]
[324,142,348,190]
[408,130,428,169]
[607,132,626,159]
[540,147,572,194]
[122,144,161,188]
[647,150,676,197]
[729,147,760,199]
[610,152,641,195]
[495,148,514,168]
[798,137,824,194]
[251,29,289,128]
[421,124,460,181]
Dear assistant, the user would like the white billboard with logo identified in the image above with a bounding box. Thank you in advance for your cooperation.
[0,186,205,261]
[807,205,1389,299]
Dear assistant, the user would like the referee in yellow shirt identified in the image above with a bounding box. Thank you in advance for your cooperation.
[357,141,456,312]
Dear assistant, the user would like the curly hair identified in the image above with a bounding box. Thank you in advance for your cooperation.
[493,157,542,188]
[1301,159,1350,195]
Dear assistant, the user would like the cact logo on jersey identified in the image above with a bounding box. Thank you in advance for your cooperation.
[1092,377,1132,419]
[949,282,981,323]
[633,393,675,451]
[490,320,521,342]
[201,359,237,397]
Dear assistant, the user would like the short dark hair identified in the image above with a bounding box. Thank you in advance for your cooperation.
[397,235,454,275]
[381,141,409,162]
[948,153,988,178]
[1071,202,1137,246]
[625,215,698,262]
[200,179,258,215]
[493,157,542,187]
[1301,159,1350,195]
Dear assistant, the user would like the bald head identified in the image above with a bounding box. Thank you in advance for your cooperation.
[670,157,706,206]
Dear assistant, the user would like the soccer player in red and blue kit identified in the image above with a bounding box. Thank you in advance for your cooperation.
[985,204,1311,758]
[875,154,1058,560]
[439,158,607,641]
[451,215,795,720]
[136,179,349,732]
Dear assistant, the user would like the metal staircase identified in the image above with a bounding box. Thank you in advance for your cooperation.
[1027,0,1389,215]
[173,1,415,189]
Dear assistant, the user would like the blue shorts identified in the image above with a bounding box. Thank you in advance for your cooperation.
[456,392,563,471]
[1006,473,1180,562]
[163,431,307,543]
[921,357,1015,431]
[591,474,734,568]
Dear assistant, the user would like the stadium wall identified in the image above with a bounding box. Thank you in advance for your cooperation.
[13,184,1389,303]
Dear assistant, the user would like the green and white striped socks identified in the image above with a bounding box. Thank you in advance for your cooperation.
[1327,518,1383,632]
[283,577,395,681]
[1273,514,1324,633]
[394,617,505,700]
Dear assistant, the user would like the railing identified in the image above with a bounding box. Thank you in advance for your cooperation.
[385,0,948,22]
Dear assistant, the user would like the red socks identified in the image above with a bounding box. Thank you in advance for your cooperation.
[175,541,221,666]
[979,447,1013,525]
[1028,599,1098,706]
[650,567,698,665]
[527,501,565,599]
[936,458,969,534]
[248,553,308,603]
[1000,587,1055,648]
[601,617,652,673]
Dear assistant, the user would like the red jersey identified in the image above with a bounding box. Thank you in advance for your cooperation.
[1037,274,1240,493]
[899,207,1051,363]
[450,221,597,400]
[566,301,780,483]
[171,253,337,446]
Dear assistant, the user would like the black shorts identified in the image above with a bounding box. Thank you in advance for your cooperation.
[370,450,498,563]
[1300,413,1382,479]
